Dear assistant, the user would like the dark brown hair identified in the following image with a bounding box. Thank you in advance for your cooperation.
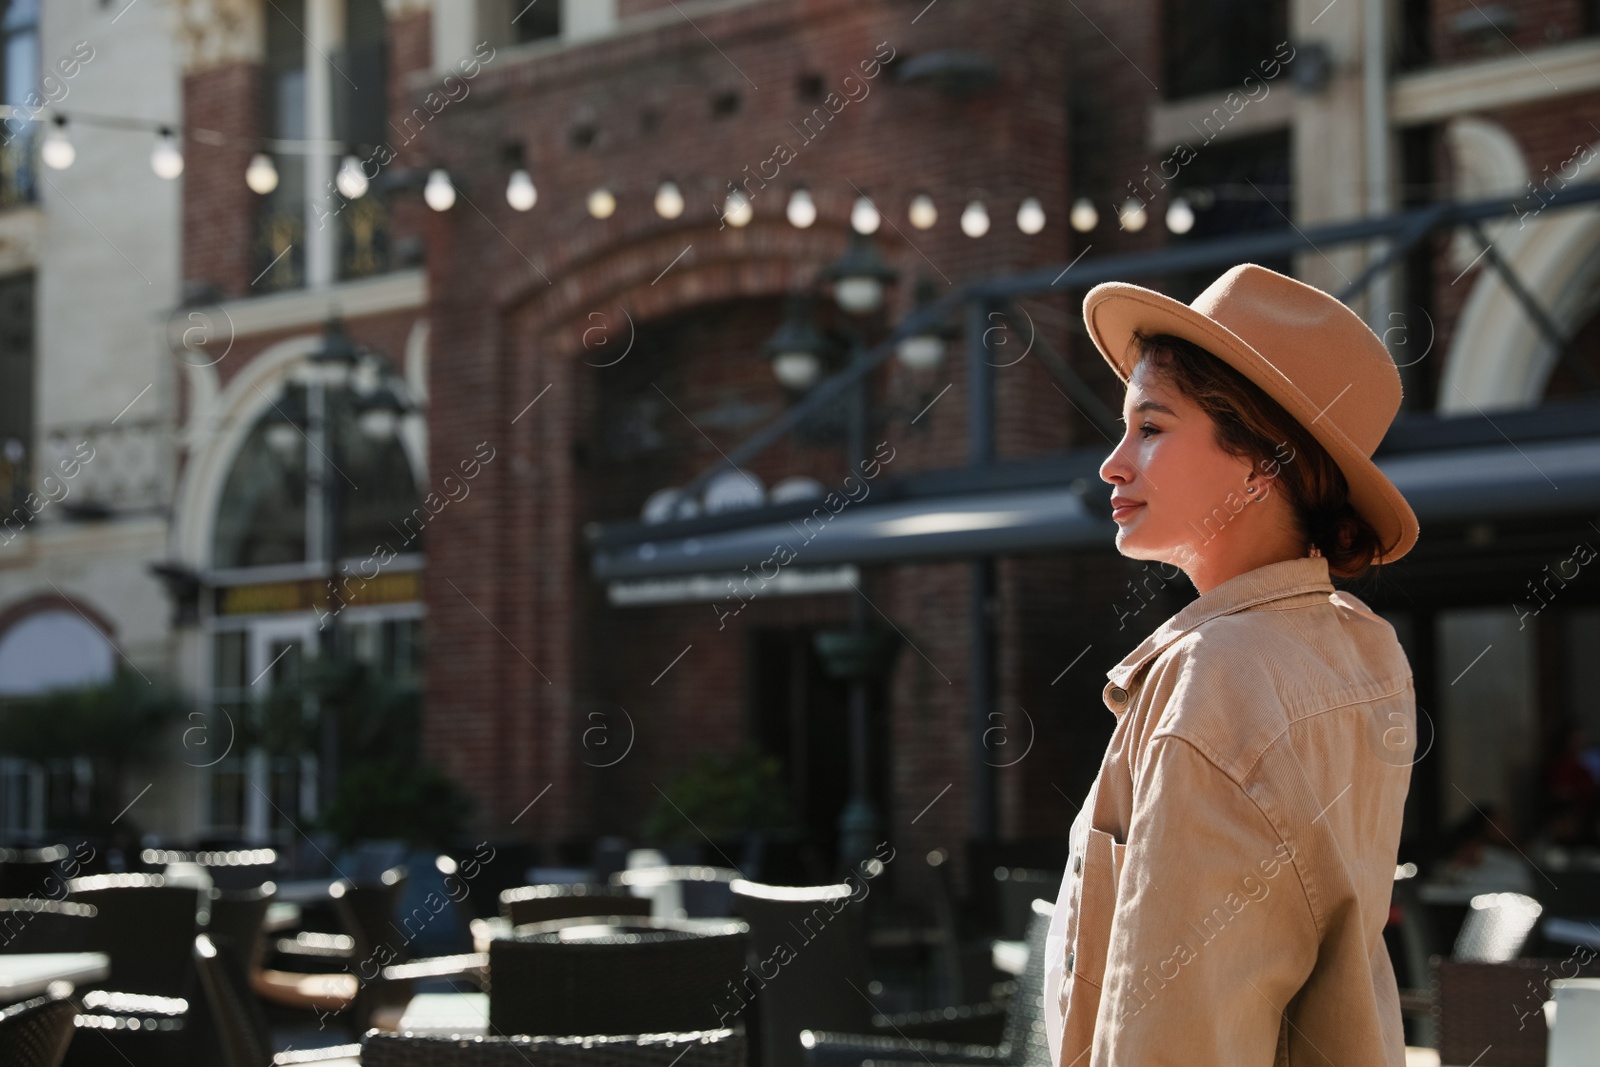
[1128,329,1387,580]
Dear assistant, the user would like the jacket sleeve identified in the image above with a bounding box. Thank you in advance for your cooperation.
[1090,733,1317,1066]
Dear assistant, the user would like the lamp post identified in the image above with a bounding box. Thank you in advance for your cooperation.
[271,316,414,815]
[765,230,905,874]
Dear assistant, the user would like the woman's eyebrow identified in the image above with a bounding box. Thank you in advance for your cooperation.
[1121,399,1178,420]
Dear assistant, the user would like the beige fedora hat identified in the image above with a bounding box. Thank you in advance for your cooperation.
[1082,262,1419,566]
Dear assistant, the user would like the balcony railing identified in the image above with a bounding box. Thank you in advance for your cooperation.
[0,124,37,210]
[252,191,392,294]
[15,417,174,521]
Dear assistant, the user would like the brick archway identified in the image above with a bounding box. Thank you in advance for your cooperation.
[496,218,885,371]
[0,593,117,642]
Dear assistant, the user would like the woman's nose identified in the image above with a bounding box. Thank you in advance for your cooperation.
[1100,438,1131,484]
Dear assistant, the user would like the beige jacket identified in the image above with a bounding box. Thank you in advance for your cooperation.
[1043,555,1415,1066]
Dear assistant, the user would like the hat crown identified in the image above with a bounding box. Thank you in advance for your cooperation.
[1191,264,1401,458]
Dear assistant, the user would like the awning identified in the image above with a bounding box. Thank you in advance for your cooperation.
[589,429,1600,588]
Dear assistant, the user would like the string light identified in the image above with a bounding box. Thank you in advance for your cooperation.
[722,189,752,227]
[1016,196,1045,235]
[1165,196,1195,234]
[908,193,937,230]
[1118,196,1148,232]
[335,154,368,199]
[506,168,537,211]
[150,127,183,179]
[587,186,617,219]
[1069,196,1098,232]
[423,169,456,211]
[960,200,990,238]
[786,188,816,228]
[849,195,880,234]
[41,117,74,170]
[653,180,684,219]
[246,152,279,194]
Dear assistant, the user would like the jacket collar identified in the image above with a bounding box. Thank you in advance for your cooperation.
[1105,555,1335,697]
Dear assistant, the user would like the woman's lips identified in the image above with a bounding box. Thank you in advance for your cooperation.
[1112,503,1144,520]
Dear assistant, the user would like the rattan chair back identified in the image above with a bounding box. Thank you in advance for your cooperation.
[488,917,748,1036]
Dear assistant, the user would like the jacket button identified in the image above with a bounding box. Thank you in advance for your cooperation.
[1066,951,1075,975]
[1108,685,1128,702]
[1072,853,1082,875]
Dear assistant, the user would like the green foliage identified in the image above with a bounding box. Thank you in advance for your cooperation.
[319,758,472,848]
[643,748,794,845]
[0,671,190,834]
[0,671,186,763]
[257,652,471,848]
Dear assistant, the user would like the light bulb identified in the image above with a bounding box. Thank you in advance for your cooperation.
[264,422,301,458]
[335,154,368,199]
[358,407,398,439]
[42,121,74,170]
[908,193,937,230]
[1016,196,1045,235]
[722,189,752,227]
[1069,196,1098,232]
[587,187,616,219]
[786,188,816,228]
[424,168,456,211]
[850,195,880,234]
[150,128,184,180]
[834,276,884,315]
[1119,196,1147,232]
[772,351,821,391]
[1165,196,1195,234]
[246,152,279,194]
[960,200,990,238]
[506,168,537,211]
[654,180,684,219]
[896,333,945,371]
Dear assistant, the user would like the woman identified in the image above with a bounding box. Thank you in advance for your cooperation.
[1043,263,1420,1066]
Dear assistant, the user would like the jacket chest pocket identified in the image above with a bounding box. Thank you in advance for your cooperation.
[1071,827,1127,991]
[1059,827,1128,1064]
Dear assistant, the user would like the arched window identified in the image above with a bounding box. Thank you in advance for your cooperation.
[212,382,422,570]
[0,608,114,697]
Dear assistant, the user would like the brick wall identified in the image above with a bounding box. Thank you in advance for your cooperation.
[183,62,262,299]
[418,0,1082,868]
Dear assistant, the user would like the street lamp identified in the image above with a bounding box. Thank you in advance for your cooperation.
[766,230,902,873]
[274,316,416,808]
[894,276,953,372]
[821,230,898,315]
[763,294,830,392]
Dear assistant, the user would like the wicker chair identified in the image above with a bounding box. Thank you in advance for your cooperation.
[1433,954,1600,1067]
[802,897,1055,1067]
[0,990,77,1067]
[256,866,418,1033]
[488,917,749,1036]
[204,884,275,973]
[499,883,652,927]
[728,879,874,1067]
[64,873,201,1065]
[361,1027,746,1067]
[193,934,361,1067]
[0,846,75,899]
[611,866,740,919]
[0,898,97,954]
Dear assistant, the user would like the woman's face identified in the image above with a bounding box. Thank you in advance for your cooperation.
[1098,359,1280,586]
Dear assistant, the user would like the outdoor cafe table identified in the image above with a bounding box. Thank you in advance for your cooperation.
[0,952,109,1003]
[396,991,490,1036]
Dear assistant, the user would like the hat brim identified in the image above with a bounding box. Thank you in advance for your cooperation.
[1083,281,1419,570]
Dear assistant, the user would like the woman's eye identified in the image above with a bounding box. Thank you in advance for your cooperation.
[1139,423,1158,438]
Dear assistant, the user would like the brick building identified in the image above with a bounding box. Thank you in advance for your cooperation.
[1,0,1589,885]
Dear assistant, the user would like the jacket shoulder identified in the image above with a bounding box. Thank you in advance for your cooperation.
[1143,598,1410,781]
